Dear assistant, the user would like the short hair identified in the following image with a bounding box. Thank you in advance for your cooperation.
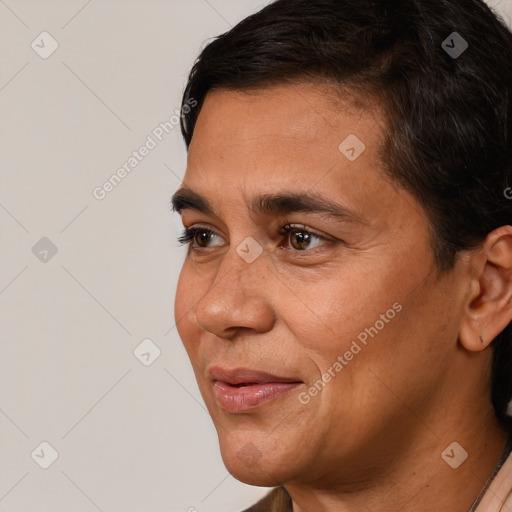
[180,0,512,430]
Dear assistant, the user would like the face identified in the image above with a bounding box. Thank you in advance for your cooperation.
[173,83,469,487]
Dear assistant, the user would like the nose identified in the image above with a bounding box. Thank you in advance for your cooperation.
[193,246,277,339]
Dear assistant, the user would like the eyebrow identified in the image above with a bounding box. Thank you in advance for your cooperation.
[171,187,366,225]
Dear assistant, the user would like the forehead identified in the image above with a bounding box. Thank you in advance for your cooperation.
[184,83,388,206]
[190,83,382,151]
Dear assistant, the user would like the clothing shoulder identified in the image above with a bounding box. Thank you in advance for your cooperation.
[241,487,292,512]
[475,449,512,512]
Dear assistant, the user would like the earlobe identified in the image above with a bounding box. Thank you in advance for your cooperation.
[459,226,512,353]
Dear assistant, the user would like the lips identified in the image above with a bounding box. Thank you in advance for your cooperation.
[208,366,303,413]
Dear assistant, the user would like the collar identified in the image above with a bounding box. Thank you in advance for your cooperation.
[473,437,512,512]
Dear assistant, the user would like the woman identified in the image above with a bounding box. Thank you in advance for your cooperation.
[172,0,512,510]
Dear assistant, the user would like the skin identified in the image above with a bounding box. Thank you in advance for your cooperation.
[173,83,512,512]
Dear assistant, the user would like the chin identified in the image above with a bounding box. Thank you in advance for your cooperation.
[222,453,286,487]
[228,465,282,487]
[217,437,295,487]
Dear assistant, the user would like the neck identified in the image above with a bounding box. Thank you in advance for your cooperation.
[287,411,509,512]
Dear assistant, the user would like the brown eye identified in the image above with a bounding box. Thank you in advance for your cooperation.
[280,224,330,251]
[194,230,213,247]
[289,229,313,250]
[177,227,222,249]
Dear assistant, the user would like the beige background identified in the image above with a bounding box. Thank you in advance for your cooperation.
[1,1,511,511]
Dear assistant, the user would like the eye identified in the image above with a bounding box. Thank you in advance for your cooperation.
[177,226,223,249]
[177,224,333,252]
[279,224,330,251]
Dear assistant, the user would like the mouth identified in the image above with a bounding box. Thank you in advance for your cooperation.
[208,366,304,413]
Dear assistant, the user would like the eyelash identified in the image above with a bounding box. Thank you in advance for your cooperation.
[177,224,335,253]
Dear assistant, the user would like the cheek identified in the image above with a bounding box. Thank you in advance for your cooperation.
[277,265,403,370]
[174,266,203,355]
[286,262,449,412]
[316,275,458,418]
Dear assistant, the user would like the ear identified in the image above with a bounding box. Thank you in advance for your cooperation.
[459,226,512,352]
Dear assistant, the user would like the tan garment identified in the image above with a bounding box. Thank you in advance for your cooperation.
[474,450,512,512]
[242,487,291,512]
